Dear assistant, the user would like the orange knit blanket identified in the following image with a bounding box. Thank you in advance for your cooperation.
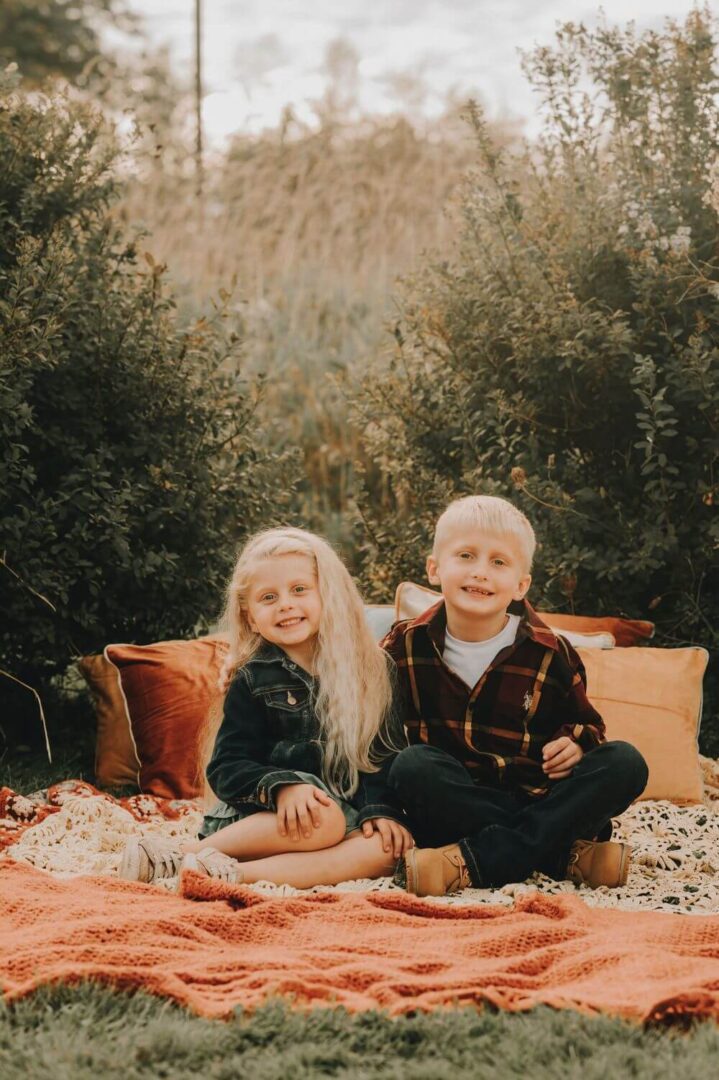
[2,859,718,1024]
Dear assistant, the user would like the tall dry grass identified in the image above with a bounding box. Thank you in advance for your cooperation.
[120,109,520,554]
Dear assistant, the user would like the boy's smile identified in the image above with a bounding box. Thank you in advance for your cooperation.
[426,528,531,642]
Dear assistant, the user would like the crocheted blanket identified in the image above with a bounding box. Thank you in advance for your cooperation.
[1,858,718,1023]
[2,759,719,916]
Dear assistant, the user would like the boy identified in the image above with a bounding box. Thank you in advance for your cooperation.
[382,495,648,896]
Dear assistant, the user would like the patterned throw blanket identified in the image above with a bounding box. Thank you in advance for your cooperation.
[2,759,719,916]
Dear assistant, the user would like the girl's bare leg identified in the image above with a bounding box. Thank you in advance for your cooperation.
[180,802,346,860]
[233,830,397,889]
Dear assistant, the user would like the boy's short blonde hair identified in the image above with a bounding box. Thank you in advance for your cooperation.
[433,495,536,572]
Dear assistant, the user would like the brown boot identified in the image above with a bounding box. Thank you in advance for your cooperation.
[566,839,631,888]
[403,843,472,896]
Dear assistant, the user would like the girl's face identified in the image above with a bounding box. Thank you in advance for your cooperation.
[245,553,322,666]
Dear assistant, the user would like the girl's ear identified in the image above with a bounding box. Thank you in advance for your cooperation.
[426,553,441,587]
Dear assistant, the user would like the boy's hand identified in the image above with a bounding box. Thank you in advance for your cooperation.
[362,817,414,858]
[542,736,583,779]
[275,783,333,841]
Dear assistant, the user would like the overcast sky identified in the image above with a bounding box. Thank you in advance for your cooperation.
[125,1,707,140]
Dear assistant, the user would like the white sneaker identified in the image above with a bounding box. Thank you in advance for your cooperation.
[182,847,244,883]
[119,837,184,883]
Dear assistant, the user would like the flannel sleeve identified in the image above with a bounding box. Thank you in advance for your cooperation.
[379,620,418,730]
[550,638,606,751]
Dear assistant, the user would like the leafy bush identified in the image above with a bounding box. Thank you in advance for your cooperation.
[353,12,718,739]
[0,70,295,709]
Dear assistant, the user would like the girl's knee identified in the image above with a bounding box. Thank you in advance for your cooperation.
[308,800,346,849]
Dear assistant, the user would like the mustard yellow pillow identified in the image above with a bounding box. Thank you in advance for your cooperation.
[578,647,708,804]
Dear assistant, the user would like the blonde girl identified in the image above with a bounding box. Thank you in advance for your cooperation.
[120,527,413,888]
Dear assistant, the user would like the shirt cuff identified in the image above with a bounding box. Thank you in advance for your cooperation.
[356,804,407,827]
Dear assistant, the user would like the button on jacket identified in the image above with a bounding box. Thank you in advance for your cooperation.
[206,643,407,825]
[381,598,606,797]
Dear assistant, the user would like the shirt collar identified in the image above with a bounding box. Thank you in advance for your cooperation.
[414,596,561,653]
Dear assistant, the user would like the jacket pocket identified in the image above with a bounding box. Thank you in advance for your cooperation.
[261,688,309,713]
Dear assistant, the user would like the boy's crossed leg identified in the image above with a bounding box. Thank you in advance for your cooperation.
[389,741,648,890]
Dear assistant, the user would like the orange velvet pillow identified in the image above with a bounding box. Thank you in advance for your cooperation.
[579,647,708,804]
[541,612,654,648]
[104,636,229,800]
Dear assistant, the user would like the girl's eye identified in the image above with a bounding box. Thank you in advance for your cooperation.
[294,585,307,593]
[260,593,276,602]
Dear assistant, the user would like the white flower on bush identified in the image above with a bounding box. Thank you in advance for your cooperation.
[669,226,691,254]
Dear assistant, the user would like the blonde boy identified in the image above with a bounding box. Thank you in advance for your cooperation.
[383,495,648,896]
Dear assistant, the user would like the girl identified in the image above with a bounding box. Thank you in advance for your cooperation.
[120,527,413,889]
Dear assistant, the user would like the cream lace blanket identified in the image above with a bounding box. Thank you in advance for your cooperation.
[4,758,719,916]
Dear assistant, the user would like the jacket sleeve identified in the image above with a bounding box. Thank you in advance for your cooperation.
[352,658,410,827]
[549,638,606,751]
[206,673,312,810]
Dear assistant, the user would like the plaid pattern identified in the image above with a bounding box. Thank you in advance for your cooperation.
[382,599,606,797]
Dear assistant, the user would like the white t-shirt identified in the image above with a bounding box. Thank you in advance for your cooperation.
[443,614,521,690]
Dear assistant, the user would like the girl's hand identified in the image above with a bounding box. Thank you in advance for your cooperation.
[361,817,414,859]
[542,736,583,779]
[275,783,333,842]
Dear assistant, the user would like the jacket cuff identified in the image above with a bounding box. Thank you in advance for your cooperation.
[356,803,407,827]
[255,771,309,811]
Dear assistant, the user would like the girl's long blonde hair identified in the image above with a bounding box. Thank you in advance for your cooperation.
[200,527,396,799]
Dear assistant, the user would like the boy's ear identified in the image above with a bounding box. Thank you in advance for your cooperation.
[426,553,441,587]
[513,574,532,601]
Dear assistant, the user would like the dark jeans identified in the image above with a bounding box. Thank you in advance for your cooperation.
[388,741,649,888]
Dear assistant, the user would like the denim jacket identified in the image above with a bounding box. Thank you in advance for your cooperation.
[206,642,407,826]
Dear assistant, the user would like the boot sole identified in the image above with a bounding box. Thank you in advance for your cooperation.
[617,843,630,887]
[404,848,420,895]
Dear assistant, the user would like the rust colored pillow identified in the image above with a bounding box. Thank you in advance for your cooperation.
[104,636,229,800]
[540,611,654,648]
[78,653,140,789]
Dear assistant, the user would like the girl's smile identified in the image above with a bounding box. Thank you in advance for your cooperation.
[246,553,322,667]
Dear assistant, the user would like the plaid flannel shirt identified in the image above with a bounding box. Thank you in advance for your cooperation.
[381,598,606,797]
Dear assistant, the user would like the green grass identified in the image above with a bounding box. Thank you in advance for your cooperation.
[1,983,718,1080]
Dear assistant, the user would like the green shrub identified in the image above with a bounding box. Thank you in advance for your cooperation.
[0,70,296,710]
[353,12,718,740]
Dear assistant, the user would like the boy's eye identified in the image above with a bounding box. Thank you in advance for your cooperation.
[492,559,506,567]
[458,552,473,560]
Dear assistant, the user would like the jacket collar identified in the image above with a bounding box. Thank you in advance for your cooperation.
[247,640,317,688]
[412,596,560,653]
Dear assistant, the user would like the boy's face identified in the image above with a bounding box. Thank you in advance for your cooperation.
[426,527,531,635]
